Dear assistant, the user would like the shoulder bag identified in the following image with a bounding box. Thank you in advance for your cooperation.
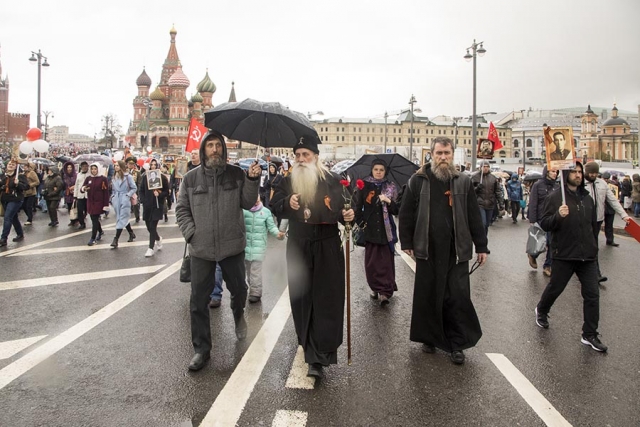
[180,243,191,283]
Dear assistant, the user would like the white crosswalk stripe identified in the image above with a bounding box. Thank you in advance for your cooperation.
[0,336,47,360]
[10,238,184,256]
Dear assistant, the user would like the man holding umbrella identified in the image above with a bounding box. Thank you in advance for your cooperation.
[270,137,355,378]
[176,130,262,371]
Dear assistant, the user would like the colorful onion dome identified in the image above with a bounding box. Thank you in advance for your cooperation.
[150,86,165,101]
[196,70,216,93]
[191,92,203,103]
[168,66,190,87]
[136,68,152,86]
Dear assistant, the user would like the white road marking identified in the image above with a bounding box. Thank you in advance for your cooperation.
[130,224,178,229]
[200,287,292,427]
[0,260,182,390]
[10,238,184,256]
[486,353,572,427]
[0,265,166,291]
[394,243,416,272]
[0,336,47,360]
[272,410,308,427]
[285,346,315,389]
[0,223,115,258]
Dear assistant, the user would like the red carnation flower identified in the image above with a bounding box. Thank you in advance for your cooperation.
[356,179,365,190]
[340,179,350,187]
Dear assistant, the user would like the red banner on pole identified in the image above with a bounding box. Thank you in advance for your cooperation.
[186,118,208,153]
[487,122,503,150]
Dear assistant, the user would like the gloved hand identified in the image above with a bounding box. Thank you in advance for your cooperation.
[474,183,484,194]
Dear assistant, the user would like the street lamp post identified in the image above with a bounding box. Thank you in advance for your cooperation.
[464,39,486,171]
[409,95,417,163]
[43,111,53,141]
[307,111,324,120]
[384,111,388,153]
[143,98,152,149]
[522,130,526,168]
[29,50,50,129]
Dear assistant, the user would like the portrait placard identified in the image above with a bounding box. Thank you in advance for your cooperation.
[174,159,188,179]
[544,126,575,171]
[477,138,494,159]
[608,183,619,199]
[147,170,163,190]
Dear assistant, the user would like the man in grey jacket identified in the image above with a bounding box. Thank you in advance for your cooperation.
[583,162,630,283]
[176,130,262,371]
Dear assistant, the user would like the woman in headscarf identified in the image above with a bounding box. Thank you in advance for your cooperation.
[109,160,137,248]
[263,163,282,208]
[0,159,30,247]
[81,163,109,246]
[42,165,64,226]
[62,161,77,226]
[354,159,399,306]
[140,159,169,257]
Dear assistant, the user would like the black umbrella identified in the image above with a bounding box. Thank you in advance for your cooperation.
[30,157,56,167]
[261,154,284,165]
[345,154,419,190]
[204,99,320,150]
[523,172,543,182]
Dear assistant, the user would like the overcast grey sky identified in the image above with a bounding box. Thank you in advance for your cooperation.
[2,0,639,137]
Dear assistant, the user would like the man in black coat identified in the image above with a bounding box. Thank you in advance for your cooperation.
[399,137,488,365]
[535,162,607,352]
[527,166,559,276]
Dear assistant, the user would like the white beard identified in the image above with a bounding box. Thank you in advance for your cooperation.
[291,159,320,203]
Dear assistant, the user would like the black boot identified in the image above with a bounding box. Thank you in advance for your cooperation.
[233,309,247,340]
[127,231,136,242]
[110,237,119,249]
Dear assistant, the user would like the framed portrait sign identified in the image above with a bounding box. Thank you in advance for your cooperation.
[175,159,188,179]
[608,183,619,199]
[477,138,494,159]
[147,170,163,190]
[544,126,575,170]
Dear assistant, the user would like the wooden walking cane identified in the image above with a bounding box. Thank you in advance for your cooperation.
[344,212,352,365]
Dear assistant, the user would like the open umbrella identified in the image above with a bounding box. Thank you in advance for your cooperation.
[345,154,418,189]
[261,154,284,166]
[204,99,320,151]
[523,172,543,182]
[30,157,56,167]
[73,154,112,168]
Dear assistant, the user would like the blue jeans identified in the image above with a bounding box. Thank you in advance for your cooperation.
[635,202,640,217]
[479,208,494,237]
[209,264,223,301]
[1,200,24,240]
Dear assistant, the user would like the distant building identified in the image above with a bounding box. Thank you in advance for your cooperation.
[48,125,69,145]
[0,49,30,148]
[126,26,238,154]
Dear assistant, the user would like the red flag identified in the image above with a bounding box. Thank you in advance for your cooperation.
[186,118,208,153]
[487,122,503,150]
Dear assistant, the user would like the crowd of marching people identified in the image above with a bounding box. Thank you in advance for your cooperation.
[3,137,640,376]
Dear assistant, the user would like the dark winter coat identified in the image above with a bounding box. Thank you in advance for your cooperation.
[43,170,64,201]
[1,171,29,203]
[528,166,559,224]
[140,172,169,222]
[471,171,503,210]
[399,163,488,262]
[539,162,598,262]
[62,161,77,204]
[82,174,110,215]
[263,171,283,208]
[355,180,399,245]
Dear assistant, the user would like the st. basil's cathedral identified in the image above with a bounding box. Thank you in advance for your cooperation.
[126,26,237,152]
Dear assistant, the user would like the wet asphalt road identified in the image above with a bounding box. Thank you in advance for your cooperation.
[1,207,639,427]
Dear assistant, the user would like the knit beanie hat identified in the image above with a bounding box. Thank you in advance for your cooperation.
[584,161,599,175]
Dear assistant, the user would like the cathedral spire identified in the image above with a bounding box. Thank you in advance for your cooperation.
[160,25,181,87]
[228,81,236,102]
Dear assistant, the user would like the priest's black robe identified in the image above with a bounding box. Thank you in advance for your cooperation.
[270,172,347,365]
[410,169,483,352]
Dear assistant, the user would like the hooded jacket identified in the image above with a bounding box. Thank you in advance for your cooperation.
[399,163,488,262]
[539,162,598,261]
[62,161,77,204]
[176,131,260,261]
[43,166,64,201]
[243,205,280,262]
[471,169,504,210]
[528,166,559,224]
[23,168,40,197]
[506,174,523,201]
[584,175,628,222]
[82,163,110,215]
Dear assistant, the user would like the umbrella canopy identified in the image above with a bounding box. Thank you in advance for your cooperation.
[204,99,320,149]
[73,154,112,168]
[345,154,418,190]
[261,154,284,166]
[30,157,56,167]
[523,172,543,182]
[491,171,510,180]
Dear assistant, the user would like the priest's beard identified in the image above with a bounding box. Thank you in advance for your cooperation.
[432,160,457,182]
[205,154,225,168]
[291,159,324,203]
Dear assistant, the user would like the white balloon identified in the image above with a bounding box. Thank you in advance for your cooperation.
[143,162,150,170]
[19,140,34,155]
[146,146,152,153]
[32,139,49,154]
[113,152,124,161]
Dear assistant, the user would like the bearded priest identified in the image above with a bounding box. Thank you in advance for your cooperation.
[270,136,355,379]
